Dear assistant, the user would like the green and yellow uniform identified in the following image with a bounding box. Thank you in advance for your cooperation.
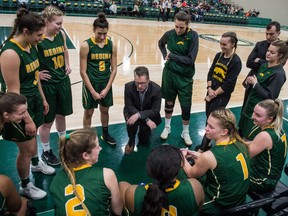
[132,179,199,216]
[50,164,111,216]
[238,63,286,138]
[37,31,73,123]
[202,140,250,215]
[0,40,43,141]
[159,28,199,106]
[248,126,287,192]
[82,37,113,109]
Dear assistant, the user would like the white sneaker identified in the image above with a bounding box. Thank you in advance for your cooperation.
[181,131,193,146]
[19,182,47,200]
[31,160,55,175]
[160,126,171,140]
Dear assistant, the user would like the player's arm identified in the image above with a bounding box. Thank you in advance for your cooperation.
[158,31,169,59]
[61,30,71,75]
[79,41,98,95]
[183,150,216,178]
[249,131,272,158]
[188,178,204,211]
[37,75,49,115]
[103,168,123,215]
[105,43,117,91]
[169,31,199,65]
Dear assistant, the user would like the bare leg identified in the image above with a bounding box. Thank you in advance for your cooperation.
[83,109,94,128]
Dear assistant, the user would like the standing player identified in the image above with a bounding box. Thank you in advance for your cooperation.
[197,32,241,152]
[80,12,117,145]
[0,9,55,200]
[37,6,73,166]
[158,11,199,146]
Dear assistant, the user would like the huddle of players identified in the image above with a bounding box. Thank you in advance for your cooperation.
[0,4,288,216]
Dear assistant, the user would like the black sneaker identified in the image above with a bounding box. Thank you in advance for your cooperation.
[101,134,117,145]
[41,150,60,166]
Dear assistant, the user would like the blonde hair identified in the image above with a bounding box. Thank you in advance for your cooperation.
[59,128,97,216]
[210,108,249,155]
[41,5,63,22]
[257,99,284,138]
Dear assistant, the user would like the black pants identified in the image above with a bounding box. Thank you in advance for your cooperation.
[126,120,151,147]
[200,94,231,151]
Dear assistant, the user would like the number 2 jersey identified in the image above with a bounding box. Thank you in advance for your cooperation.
[50,164,112,216]
[85,37,113,82]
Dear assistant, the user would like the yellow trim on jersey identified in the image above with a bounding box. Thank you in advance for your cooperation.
[91,36,108,45]
[144,179,180,192]
[216,139,236,146]
[73,164,92,171]
[10,39,31,51]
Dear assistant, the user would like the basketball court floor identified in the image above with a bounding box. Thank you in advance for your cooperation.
[0,14,287,214]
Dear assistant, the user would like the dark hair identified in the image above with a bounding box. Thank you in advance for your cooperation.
[270,40,288,64]
[266,21,281,32]
[1,8,45,48]
[0,92,27,129]
[134,66,150,79]
[174,11,190,24]
[141,144,184,216]
[59,128,97,216]
[222,31,238,50]
[93,12,109,30]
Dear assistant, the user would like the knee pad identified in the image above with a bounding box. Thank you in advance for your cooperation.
[165,101,174,114]
[181,105,191,121]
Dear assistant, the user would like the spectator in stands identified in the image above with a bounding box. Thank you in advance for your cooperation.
[166,0,172,21]
[157,0,166,21]
[51,0,66,13]
[246,99,287,192]
[110,1,117,15]
[103,0,111,14]
[173,0,181,17]
[18,0,29,10]
[131,1,140,17]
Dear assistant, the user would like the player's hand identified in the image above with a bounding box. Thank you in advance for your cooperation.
[100,88,109,98]
[25,120,36,137]
[43,99,49,115]
[65,66,72,75]
[146,119,156,129]
[92,91,101,100]
[127,113,139,125]
[39,70,51,81]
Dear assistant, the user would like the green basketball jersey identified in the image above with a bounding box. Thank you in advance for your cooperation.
[50,164,111,216]
[248,126,287,191]
[133,179,199,216]
[85,37,113,82]
[0,39,40,97]
[204,140,250,213]
[37,32,67,84]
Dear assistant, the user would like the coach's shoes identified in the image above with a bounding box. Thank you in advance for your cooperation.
[181,131,193,146]
[19,182,47,200]
[41,150,60,166]
[31,160,55,175]
[160,126,171,140]
[101,134,117,145]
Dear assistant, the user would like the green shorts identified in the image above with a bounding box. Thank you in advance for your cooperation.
[161,67,193,106]
[27,91,44,128]
[42,77,73,123]
[82,80,113,109]
[1,120,33,142]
